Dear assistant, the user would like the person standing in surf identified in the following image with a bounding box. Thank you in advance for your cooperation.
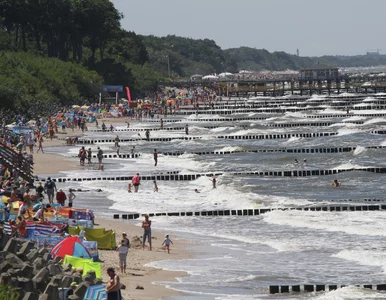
[210,176,216,189]
[132,173,141,192]
[153,149,158,166]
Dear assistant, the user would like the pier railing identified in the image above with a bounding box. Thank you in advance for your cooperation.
[0,143,34,183]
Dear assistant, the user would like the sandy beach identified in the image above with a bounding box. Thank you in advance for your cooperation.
[97,218,191,300]
[33,118,192,300]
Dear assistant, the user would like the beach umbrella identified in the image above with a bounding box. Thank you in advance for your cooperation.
[51,236,92,259]
[202,75,218,80]
[83,284,107,300]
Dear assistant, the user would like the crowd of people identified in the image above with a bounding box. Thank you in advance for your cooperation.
[1,175,77,238]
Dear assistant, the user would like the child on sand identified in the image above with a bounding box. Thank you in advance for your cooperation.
[116,239,128,274]
[162,234,173,254]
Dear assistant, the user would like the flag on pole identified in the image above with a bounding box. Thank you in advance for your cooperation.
[125,87,132,103]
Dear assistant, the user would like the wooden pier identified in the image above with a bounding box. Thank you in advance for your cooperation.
[165,74,386,97]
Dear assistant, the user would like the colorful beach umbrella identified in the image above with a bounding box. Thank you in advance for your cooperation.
[83,284,107,300]
[51,236,92,259]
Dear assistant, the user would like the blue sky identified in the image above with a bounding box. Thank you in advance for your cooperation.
[111,0,386,57]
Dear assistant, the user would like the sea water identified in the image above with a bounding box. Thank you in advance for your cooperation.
[43,95,386,299]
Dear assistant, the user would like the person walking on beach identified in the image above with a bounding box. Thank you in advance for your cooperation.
[44,177,57,204]
[162,234,173,254]
[105,267,122,300]
[36,182,44,201]
[153,149,158,166]
[132,173,140,192]
[79,147,86,166]
[97,147,103,164]
[67,189,76,207]
[142,215,152,250]
[116,239,129,274]
[87,148,92,164]
[37,136,44,153]
[56,188,67,206]
[114,135,120,148]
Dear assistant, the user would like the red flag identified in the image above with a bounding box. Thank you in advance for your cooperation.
[125,87,132,103]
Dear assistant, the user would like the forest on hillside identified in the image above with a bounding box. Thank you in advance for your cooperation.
[1,0,386,112]
[0,0,163,110]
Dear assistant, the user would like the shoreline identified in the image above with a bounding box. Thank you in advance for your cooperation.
[33,118,193,299]
[96,217,191,300]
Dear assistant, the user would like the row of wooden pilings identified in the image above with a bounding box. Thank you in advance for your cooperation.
[112,204,386,220]
[269,283,386,293]
[42,167,386,183]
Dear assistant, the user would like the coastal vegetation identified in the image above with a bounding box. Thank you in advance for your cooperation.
[0,0,163,109]
[1,0,386,109]
[0,283,19,300]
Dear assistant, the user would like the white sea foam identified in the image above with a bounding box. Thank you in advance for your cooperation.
[336,128,362,136]
[332,162,365,170]
[210,127,232,132]
[263,210,386,237]
[284,137,301,143]
[314,286,386,300]
[342,116,367,122]
[364,118,386,125]
[333,249,386,273]
[353,146,367,156]
[215,146,244,152]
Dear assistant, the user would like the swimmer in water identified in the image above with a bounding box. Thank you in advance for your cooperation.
[194,189,200,193]
[294,159,299,164]
[331,179,341,187]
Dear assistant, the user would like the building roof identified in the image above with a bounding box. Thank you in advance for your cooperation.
[300,63,338,71]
